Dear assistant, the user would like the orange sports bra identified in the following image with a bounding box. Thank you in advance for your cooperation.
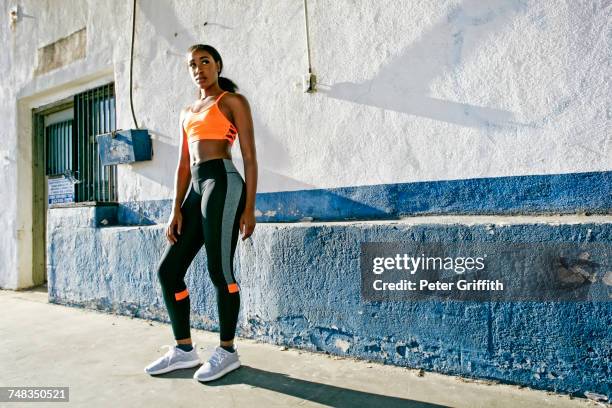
[183,91,238,144]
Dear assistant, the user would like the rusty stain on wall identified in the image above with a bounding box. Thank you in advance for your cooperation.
[34,28,86,76]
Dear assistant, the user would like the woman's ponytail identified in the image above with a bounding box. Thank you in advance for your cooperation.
[218,76,238,93]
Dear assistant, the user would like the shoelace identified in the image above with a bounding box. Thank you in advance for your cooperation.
[208,348,227,367]
[160,345,179,361]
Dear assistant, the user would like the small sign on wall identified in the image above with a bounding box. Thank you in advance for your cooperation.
[48,175,75,205]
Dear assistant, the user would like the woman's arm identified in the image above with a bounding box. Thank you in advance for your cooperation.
[230,94,257,240]
[167,108,192,244]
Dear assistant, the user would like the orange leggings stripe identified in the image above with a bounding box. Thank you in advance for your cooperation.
[175,288,189,301]
[227,283,239,293]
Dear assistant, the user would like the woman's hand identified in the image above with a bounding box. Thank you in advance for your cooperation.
[239,209,256,240]
[166,210,183,245]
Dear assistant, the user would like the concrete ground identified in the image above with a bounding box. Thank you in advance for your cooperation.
[0,286,602,408]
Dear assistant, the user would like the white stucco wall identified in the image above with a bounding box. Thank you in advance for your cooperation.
[1,0,610,288]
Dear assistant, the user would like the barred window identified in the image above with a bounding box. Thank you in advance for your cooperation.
[44,83,117,203]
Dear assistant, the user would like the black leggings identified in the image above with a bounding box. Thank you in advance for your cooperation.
[157,158,246,341]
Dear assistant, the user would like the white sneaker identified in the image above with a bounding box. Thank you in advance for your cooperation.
[144,343,200,375]
[193,346,241,382]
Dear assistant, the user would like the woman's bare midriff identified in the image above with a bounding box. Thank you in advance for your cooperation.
[189,139,232,166]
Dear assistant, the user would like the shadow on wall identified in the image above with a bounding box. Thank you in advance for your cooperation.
[231,107,317,192]
[137,0,201,51]
[322,0,528,130]
[133,132,177,191]
[134,113,315,195]
[134,1,314,194]
[137,0,237,58]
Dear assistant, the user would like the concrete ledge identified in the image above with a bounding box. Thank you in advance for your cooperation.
[46,215,612,398]
[47,203,117,228]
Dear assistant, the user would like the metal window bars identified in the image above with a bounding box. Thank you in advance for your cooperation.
[73,83,117,202]
[45,120,73,176]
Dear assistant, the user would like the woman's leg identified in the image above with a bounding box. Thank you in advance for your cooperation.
[200,167,247,346]
[157,186,204,342]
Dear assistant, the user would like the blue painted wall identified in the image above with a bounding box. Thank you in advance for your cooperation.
[46,213,612,398]
[113,170,612,225]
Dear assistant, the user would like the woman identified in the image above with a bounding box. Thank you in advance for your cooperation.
[144,44,257,382]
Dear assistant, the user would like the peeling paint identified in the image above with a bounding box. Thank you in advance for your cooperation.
[34,28,86,76]
[334,338,351,353]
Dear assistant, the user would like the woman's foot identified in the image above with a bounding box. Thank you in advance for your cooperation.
[144,343,200,375]
[193,345,241,382]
